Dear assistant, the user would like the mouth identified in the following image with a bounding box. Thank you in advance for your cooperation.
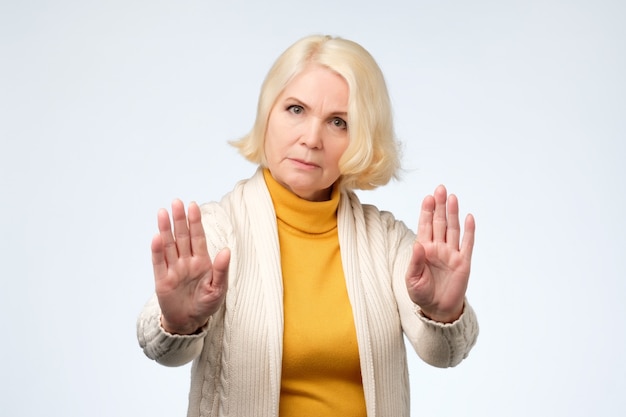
[289,158,320,169]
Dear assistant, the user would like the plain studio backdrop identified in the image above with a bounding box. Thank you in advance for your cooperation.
[1,0,624,416]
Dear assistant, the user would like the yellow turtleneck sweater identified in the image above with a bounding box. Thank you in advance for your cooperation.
[263,169,366,417]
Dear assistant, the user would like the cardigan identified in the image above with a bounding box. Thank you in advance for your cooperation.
[137,168,479,417]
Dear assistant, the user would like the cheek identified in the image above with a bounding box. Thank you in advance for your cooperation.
[331,139,350,162]
[263,133,287,167]
[265,125,296,158]
[263,124,277,158]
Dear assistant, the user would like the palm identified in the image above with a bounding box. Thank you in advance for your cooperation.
[151,200,230,335]
[406,185,475,323]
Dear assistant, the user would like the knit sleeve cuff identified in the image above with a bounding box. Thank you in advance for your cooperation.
[136,295,207,367]
[413,299,479,368]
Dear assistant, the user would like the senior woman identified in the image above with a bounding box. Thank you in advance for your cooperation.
[137,34,479,417]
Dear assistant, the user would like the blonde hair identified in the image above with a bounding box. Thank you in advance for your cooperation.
[230,34,400,190]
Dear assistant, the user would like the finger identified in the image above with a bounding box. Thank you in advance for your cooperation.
[187,202,209,257]
[171,199,192,258]
[461,213,476,261]
[406,241,426,279]
[210,248,231,289]
[417,195,435,243]
[157,208,179,265]
[446,193,461,249]
[432,185,448,242]
[151,233,168,281]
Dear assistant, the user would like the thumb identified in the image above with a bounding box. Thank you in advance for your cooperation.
[406,241,426,280]
[211,248,231,288]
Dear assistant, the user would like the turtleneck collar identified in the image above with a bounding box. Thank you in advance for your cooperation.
[263,168,340,234]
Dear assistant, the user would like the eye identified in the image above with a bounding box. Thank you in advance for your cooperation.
[287,105,304,115]
[331,117,348,130]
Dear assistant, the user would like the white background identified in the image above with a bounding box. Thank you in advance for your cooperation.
[1,0,625,416]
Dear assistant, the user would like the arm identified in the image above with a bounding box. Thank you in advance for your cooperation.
[391,185,478,367]
[137,200,231,366]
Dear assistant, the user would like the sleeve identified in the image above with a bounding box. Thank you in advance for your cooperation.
[136,294,209,367]
[411,299,479,368]
[383,211,479,368]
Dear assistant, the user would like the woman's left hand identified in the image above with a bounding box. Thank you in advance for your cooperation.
[405,185,475,323]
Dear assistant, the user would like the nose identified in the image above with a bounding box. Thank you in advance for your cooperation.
[299,119,323,149]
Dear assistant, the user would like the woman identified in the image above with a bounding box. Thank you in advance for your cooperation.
[137,34,478,417]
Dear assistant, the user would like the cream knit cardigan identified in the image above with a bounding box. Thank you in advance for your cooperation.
[137,168,479,417]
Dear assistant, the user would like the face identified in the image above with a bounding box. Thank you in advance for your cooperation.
[264,65,350,202]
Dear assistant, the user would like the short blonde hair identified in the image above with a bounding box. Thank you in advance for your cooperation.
[230,35,400,190]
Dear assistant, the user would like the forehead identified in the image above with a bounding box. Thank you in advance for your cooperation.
[278,64,349,105]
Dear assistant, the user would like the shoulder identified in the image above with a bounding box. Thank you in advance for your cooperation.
[342,190,408,227]
[198,168,270,254]
[340,189,414,243]
[197,174,254,255]
[199,168,264,222]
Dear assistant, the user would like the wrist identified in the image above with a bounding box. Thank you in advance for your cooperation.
[419,303,464,324]
[160,315,208,335]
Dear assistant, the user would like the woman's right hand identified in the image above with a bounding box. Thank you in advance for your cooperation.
[151,199,230,335]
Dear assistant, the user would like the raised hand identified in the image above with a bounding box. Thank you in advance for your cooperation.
[405,185,475,323]
[151,199,230,335]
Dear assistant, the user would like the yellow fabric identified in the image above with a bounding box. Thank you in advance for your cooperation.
[263,169,366,417]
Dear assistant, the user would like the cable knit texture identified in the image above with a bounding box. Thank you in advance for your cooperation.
[137,168,479,417]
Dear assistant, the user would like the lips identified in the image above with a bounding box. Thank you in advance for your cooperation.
[289,158,320,168]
